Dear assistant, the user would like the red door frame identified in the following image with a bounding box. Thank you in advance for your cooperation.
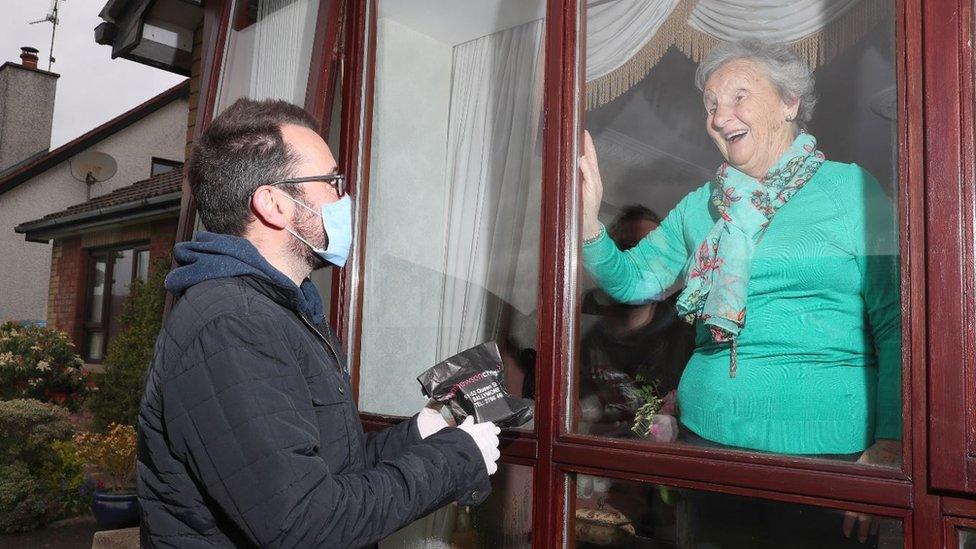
[174,0,976,546]
[928,0,976,499]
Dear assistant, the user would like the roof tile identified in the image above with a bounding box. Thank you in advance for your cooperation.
[39,167,184,221]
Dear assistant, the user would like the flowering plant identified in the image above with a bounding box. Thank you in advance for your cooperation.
[72,423,136,494]
[0,322,91,411]
[630,376,678,442]
[630,375,663,438]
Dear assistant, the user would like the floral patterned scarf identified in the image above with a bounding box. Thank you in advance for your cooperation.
[676,133,825,377]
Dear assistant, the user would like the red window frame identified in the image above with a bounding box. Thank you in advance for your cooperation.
[172,0,976,545]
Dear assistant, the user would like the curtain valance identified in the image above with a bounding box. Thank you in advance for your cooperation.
[586,0,888,108]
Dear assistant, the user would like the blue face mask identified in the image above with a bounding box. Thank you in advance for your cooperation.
[278,191,353,268]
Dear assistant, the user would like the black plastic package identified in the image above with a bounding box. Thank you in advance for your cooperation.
[417,342,534,428]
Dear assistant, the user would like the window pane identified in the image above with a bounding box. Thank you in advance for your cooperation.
[571,474,902,548]
[216,0,321,110]
[136,250,150,282]
[357,0,546,424]
[574,2,902,465]
[108,250,135,344]
[381,463,532,548]
[151,159,179,177]
[88,259,107,324]
[87,331,105,362]
[960,527,976,549]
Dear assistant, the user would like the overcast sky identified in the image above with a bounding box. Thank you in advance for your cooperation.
[1,0,187,149]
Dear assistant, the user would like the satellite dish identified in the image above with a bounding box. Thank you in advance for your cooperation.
[70,151,117,199]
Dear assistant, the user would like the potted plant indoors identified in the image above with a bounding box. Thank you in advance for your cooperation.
[72,423,139,529]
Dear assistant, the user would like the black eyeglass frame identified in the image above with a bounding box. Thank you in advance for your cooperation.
[268,173,346,197]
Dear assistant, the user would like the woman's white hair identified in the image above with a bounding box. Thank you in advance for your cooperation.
[695,39,817,130]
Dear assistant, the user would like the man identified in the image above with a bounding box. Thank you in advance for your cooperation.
[578,205,695,439]
[138,98,501,548]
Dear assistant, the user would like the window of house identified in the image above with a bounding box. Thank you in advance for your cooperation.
[569,474,904,547]
[346,1,546,544]
[199,0,337,314]
[355,0,546,421]
[215,0,322,112]
[84,244,150,362]
[186,0,976,542]
[180,0,976,541]
[150,157,182,177]
[573,2,902,469]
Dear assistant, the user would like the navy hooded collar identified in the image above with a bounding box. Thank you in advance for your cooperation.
[164,231,325,325]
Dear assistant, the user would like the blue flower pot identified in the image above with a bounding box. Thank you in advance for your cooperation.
[92,491,140,530]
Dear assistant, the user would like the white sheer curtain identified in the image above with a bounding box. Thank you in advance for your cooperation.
[436,19,545,360]
[249,0,319,105]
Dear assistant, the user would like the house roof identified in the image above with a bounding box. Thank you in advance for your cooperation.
[15,167,184,243]
[0,80,189,197]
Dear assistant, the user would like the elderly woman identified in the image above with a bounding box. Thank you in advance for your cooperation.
[579,39,901,469]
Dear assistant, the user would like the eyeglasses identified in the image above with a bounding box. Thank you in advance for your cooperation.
[269,172,346,197]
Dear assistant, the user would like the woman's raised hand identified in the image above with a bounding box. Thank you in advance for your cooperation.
[580,130,604,241]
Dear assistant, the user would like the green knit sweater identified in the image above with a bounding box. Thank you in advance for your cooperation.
[582,161,901,454]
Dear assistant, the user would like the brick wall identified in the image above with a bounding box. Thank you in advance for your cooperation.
[46,217,180,350]
[149,218,179,264]
[48,237,87,347]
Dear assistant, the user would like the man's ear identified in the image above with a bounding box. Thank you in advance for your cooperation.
[251,186,291,230]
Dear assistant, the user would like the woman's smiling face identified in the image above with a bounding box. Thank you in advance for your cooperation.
[703,59,799,178]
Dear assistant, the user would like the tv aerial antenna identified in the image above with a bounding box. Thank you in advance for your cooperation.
[70,151,118,200]
[29,0,65,71]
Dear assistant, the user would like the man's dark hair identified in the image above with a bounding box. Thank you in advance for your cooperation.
[187,98,320,236]
[608,205,662,250]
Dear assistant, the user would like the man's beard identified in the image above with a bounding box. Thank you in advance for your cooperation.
[289,208,330,271]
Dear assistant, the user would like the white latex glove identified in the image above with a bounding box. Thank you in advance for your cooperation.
[457,416,501,475]
[416,401,449,439]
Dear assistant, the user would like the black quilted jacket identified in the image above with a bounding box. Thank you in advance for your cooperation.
[137,274,490,548]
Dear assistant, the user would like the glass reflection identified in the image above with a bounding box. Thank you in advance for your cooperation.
[572,475,903,548]
[136,249,150,282]
[88,260,107,323]
[381,463,533,548]
[87,332,104,362]
[357,0,545,421]
[576,3,901,466]
[108,250,135,344]
[216,0,321,111]
[960,527,976,549]
[578,207,695,440]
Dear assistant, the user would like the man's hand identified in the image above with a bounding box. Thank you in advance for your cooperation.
[457,417,501,475]
[416,400,449,439]
[842,439,901,542]
[648,414,678,443]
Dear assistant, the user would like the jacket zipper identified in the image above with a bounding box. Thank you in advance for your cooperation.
[297,313,345,375]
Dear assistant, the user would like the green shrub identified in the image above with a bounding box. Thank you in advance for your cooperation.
[40,440,91,518]
[0,399,83,533]
[89,258,169,429]
[0,398,73,464]
[0,323,90,411]
[0,462,58,533]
